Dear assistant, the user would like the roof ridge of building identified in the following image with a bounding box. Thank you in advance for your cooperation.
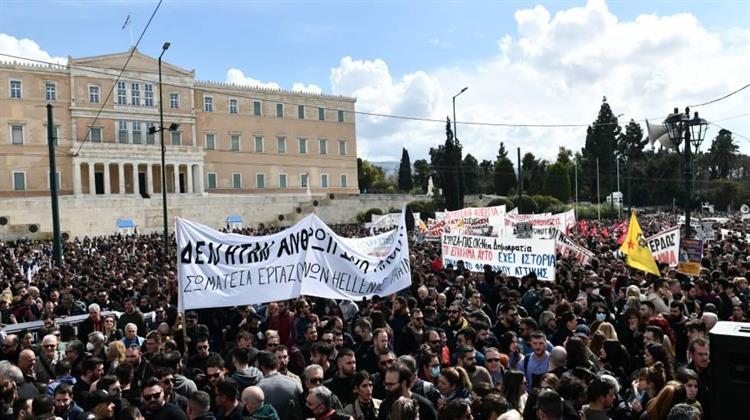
[194,79,355,102]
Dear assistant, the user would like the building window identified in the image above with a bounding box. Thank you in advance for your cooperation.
[254,136,264,153]
[205,133,216,150]
[170,93,179,109]
[131,83,140,106]
[45,82,57,101]
[230,135,240,152]
[321,174,329,188]
[319,107,325,121]
[132,122,142,144]
[298,105,305,119]
[207,173,217,189]
[144,84,154,107]
[171,131,181,146]
[279,174,287,189]
[146,123,155,144]
[10,80,22,99]
[90,127,102,143]
[338,110,345,122]
[253,101,262,116]
[229,99,238,114]
[204,96,213,112]
[340,174,348,188]
[277,137,286,153]
[319,139,328,155]
[89,86,100,103]
[298,138,307,154]
[12,172,26,191]
[118,121,128,143]
[232,173,242,189]
[338,140,347,156]
[300,173,309,188]
[256,173,265,189]
[10,125,24,145]
[276,103,283,118]
[117,81,127,105]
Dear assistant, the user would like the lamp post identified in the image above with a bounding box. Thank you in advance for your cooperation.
[452,87,468,141]
[663,107,709,238]
[452,87,468,208]
[154,42,172,260]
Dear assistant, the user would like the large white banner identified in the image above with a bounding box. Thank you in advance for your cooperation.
[441,233,556,281]
[645,226,680,267]
[176,213,412,311]
[366,212,420,230]
[552,228,594,265]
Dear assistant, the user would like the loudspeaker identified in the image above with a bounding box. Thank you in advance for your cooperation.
[0,216,8,226]
[28,224,39,233]
[645,118,676,150]
[709,321,750,419]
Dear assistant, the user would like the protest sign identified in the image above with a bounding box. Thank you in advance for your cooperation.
[441,233,556,281]
[677,238,703,276]
[505,211,576,239]
[552,228,594,265]
[176,212,411,311]
[366,212,420,230]
[645,226,680,267]
[442,205,506,237]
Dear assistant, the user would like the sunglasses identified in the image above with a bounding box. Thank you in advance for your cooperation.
[486,358,501,363]
[43,344,56,348]
[308,378,323,384]
[207,372,222,379]
[142,392,161,401]
[429,340,441,345]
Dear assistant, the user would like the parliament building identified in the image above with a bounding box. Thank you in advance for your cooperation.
[0,48,359,199]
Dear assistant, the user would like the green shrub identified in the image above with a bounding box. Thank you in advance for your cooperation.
[356,207,383,223]
[486,197,514,209]
[516,195,539,214]
[531,195,563,213]
[575,204,620,220]
[408,200,439,220]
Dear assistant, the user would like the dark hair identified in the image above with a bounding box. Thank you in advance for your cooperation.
[646,344,674,380]
[216,379,238,400]
[455,345,475,360]
[536,390,563,418]
[32,394,54,416]
[205,354,225,369]
[385,362,413,384]
[54,360,72,376]
[188,391,211,412]
[587,376,614,402]
[640,300,656,312]
[439,399,471,420]
[96,375,119,391]
[233,347,251,366]
[502,370,526,410]
[564,337,591,370]
[82,357,103,375]
[256,351,278,370]
[118,406,144,420]
[498,331,518,355]
[675,368,699,384]
[54,383,73,397]
[352,370,371,388]
[645,326,664,343]
[337,348,355,361]
[478,393,508,419]
[114,362,133,384]
[457,327,476,344]
[311,341,334,358]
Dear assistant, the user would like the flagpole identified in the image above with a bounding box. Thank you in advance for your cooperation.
[596,157,601,221]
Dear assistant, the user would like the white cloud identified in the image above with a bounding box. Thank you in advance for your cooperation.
[225,68,281,90]
[0,33,67,65]
[329,0,750,163]
[291,82,322,94]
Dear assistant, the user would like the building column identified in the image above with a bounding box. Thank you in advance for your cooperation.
[73,160,82,196]
[88,162,96,195]
[173,163,180,194]
[187,164,194,194]
[132,163,139,195]
[197,164,205,194]
[118,163,125,194]
[103,162,111,194]
[146,163,154,196]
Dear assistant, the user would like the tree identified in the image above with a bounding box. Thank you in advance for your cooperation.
[581,97,622,201]
[708,129,739,179]
[617,119,647,163]
[398,148,413,191]
[430,118,463,210]
[479,159,494,193]
[543,163,571,202]
[521,152,547,195]
[556,147,573,166]
[462,154,480,194]
[412,159,431,193]
[357,158,386,193]
[493,142,516,196]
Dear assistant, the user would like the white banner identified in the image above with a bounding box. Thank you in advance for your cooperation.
[442,205,506,237]
[645,226,680,267]
[552,228,594,265]
[441,233,556,281]
[176,213,412,311]
[366,212,420,230]
[505,209,575,239]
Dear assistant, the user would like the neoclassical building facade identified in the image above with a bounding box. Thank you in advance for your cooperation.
[0,48,358,198]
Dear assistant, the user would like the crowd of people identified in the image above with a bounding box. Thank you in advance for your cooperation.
[0,211,747,420]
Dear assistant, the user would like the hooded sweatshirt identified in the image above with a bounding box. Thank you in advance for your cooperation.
[230,366,264,390]
[249,404,280,420]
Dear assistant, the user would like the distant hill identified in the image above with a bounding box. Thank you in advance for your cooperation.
[371,161,400,176]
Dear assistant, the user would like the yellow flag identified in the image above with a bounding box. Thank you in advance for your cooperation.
[619,211,660,276]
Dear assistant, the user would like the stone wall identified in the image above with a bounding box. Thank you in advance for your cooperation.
[0,193,425,239]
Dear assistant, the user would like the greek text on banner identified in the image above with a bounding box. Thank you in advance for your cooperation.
[176,212,412,311]
[441,233,556,281]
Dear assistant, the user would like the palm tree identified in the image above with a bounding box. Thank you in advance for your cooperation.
[708,129,739,178]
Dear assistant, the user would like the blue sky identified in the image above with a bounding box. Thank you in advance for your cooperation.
[1,0,748,161]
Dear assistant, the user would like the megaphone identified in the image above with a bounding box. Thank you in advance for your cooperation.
[741,204,749,214]
[645,118,676,150]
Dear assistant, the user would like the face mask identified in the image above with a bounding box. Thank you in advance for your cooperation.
[86,342,95,352]
[595,313,607,322]
[431,367,440,379]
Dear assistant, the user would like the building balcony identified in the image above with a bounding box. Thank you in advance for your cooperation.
[69,140,204,162]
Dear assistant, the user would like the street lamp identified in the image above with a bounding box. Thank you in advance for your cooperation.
[663,106,709,238]
[150,41,176,260]
[452,87,468,142]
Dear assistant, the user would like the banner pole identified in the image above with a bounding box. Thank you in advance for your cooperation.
[181,311,189,361]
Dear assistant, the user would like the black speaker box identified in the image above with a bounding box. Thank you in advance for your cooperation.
[709,321,750,419]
